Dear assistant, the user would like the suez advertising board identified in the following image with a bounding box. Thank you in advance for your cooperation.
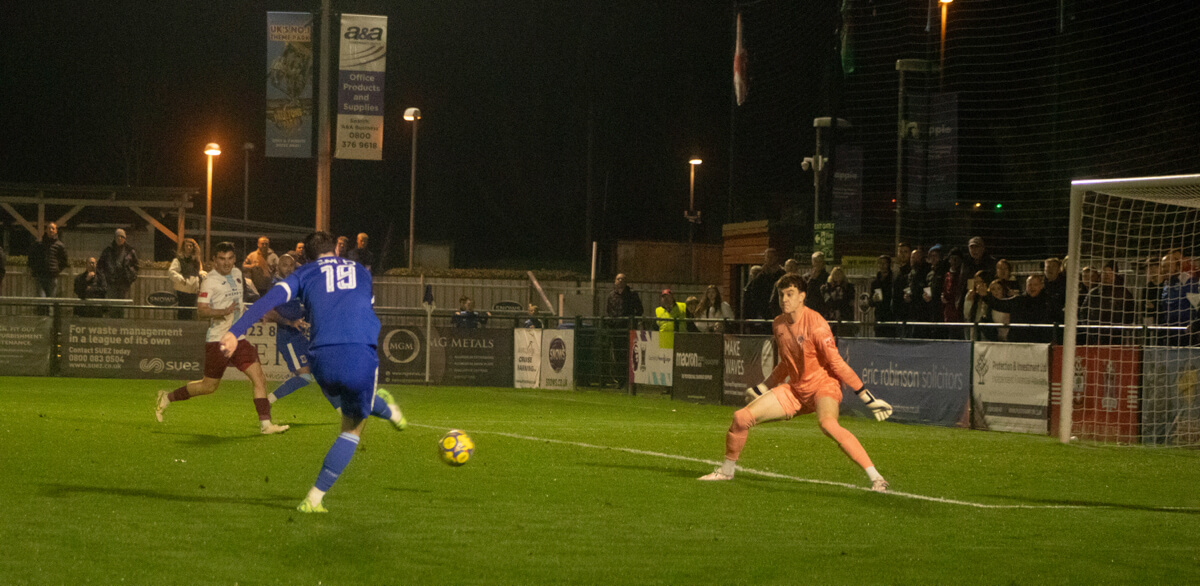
[837,339,972,427]
[60,318,207,379]
[0,316,53,376]
[377,326,513,387]
[671,333,723,404]
[972,342,1050,434]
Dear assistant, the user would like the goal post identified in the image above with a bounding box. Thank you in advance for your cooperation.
[1062,174,1200,446]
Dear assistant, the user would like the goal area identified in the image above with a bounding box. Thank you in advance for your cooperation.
[1062,174,1200,446]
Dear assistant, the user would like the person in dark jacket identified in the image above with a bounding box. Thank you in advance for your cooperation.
[605,273,643,324]
[985,274,1057,343]
[961,236,997,299]
[29,222,68,298]
[1078,262,1135,345]
[73,257,107,318]
[452,296,489,329]
[903,248,935,338]
[97,228,139,317]
[868,255,896,337]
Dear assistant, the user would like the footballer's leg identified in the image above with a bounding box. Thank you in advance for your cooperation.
[372,388,408,431]
[245,361,289,434]
[155,377,220,422]
[814,395,887,492]
[699,387,792,480]
[299,345,376,512]
[269,342,313,404]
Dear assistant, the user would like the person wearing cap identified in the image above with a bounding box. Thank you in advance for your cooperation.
[654,289,688,347]
[960,236,997,300]
[97,228,139,316]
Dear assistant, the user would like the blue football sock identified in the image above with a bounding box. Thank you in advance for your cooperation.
[370,394,393,420]
[314,432,360,492]
[271,374,311,401]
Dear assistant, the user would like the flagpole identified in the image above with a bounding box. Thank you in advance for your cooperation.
[315,0,332,232]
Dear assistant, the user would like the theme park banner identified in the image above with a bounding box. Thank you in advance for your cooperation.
[335,14,387,160]
[1049,346,1140,442]
[838,339,971,427]
[539,329,575,390]
[721,335,776,406]
[513,328,542,388]
[378,325,427,385]
[671,333,723,404]
[433,327,513,388]
[266,12,313,158]
[0,316,53,376]
[972,342,1050,434]
[1141,347,1200,446]
[60,318,206,380]
[631,330,673,387]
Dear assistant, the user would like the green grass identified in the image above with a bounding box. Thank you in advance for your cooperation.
[1,377,1198,585]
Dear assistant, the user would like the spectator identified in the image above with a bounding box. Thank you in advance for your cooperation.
[1043,257,1066,312]
[170,238,205,320]
[894,242,912,275]
[73,257,106,318]
[891,243,914,327]
[961,236,997,298]
[452,295,490,329]
[346,232,375,273]
[986,274,1056,343]
[97,228,139,317]
[868,255,896,337]
[941,248,965,329]
[821,266,856,338]
[335,236,351,258]
[1079,262,1135,345]
[288,241,306,265]
[522,303,543,329]
[903,247,935,338]
[743,248,785,328]
[684,296,703,333]
[1159,253,1197,346]
[995,259,1021,295]
[242,236,278,296]
[29,222,68,299]
[697,284,734,333]
[654,289,688,345]
[1141,257,1164,331]
[963,271,996,341]
[605,273,643,325]
[927,244,946,294]
[803,251,830,315]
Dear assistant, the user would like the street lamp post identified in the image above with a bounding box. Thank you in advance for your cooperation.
[940,0,953,90]
[686,158,702,282]
[204,143,221,260]
[404,108,421,269]
[243,142,254,254]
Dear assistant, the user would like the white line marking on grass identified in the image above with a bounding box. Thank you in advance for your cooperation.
[412,424,1123,510]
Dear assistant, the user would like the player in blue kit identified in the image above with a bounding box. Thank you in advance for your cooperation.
[221,231,393,513]
[263,253,406,428]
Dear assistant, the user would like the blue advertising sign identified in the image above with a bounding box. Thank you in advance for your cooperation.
[838,339,971,427]
[265,12,314,158]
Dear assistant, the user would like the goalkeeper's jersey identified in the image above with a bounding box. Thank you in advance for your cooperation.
[770,307,863,392]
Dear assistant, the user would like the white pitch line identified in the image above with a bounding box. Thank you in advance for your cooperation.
[411,423,1155,510]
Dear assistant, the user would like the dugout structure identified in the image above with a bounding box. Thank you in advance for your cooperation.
[1063,174,1200,446]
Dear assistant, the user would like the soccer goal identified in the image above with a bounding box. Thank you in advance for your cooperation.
[1061,174,1200,446]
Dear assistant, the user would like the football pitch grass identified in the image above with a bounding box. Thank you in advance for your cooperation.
[2,377,1198,585]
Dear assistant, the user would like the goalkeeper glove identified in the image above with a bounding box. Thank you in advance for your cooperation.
[745,383,770,401]
[856,387,893,421]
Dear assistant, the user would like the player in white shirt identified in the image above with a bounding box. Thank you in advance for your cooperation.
[154,242,289,434]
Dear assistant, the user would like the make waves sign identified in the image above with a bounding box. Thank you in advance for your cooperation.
[838,339,971,427]
[377,326,426,385]
[61,318,206,379]
[539,330,574,390]
[722,335,776,406]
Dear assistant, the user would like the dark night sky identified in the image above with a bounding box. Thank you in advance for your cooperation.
[0,0,733,267]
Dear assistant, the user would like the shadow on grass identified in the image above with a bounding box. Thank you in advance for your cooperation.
[40,483,296,511]
[152,422,334,447]
[988,496,1200,514]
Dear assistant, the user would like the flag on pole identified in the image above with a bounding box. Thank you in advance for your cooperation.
[733,13,748,106]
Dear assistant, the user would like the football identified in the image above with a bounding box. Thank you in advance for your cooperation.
[438,430,474,466]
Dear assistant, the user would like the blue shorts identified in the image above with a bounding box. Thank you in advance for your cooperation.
[309,344,378,420]
[277,329,310,373]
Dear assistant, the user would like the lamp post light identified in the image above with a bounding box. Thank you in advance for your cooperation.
[940,0,953,90]
[686,158,702,282]
[204,142,221,260]
[404,107,421,269]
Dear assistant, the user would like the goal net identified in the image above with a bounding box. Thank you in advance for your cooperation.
[1061,174,1200,446]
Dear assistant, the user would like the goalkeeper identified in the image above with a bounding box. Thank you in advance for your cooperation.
[700,273,892,492]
